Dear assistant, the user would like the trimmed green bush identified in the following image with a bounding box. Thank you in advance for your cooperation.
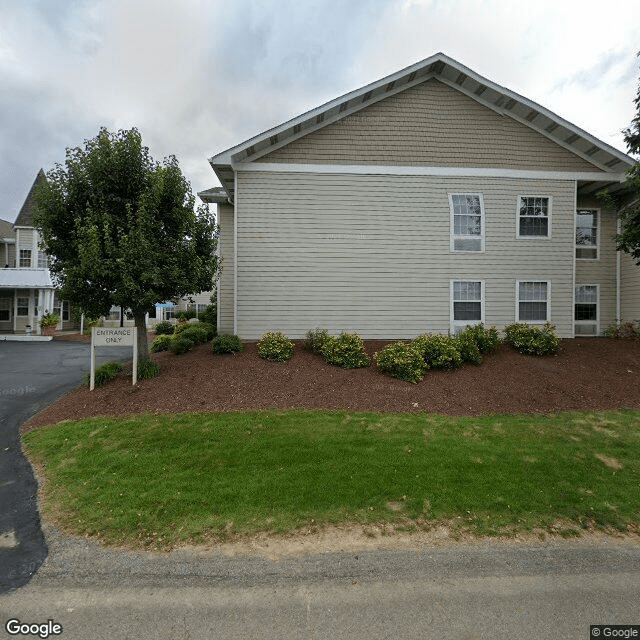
[198,301,217,329]
[154,321,174,336]
[304,328,330,354]
[172,321,192,335]
[85,361,123,387]
[374,341,426,383]
[195,321,216,341]
[170,336,194,355]
[211,334,243,355]
[179,326,209,346]
[504,322,559,356]
[455,329,483,365]
[137,359,160,380]
[411,334,462,370]
[463,323,502,354]
[150,334,173,353]
[258,331,294,362]
[321,332,370,369]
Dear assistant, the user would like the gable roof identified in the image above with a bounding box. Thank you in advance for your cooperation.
[204,52,635,204]
[0,218,15,241]
[14,169,47,228]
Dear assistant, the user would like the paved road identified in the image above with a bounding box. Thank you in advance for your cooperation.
[0,340,132,593]
[1,529,639,639]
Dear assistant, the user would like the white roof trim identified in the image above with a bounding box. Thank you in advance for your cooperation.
[233,162,627,183]
[209,52,634,174]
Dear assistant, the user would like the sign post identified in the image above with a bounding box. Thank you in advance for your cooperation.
[90,327,137,391]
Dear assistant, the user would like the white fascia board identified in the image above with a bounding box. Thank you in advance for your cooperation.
[208,52,634,172]
[232,162,628,183]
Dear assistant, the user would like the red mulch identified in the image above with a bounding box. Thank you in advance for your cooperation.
[22,336,640,431]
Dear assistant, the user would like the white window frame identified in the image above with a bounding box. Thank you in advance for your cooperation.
[574,284,599,336]
[516,280,550,324]
[16,296,30,317]
[575,209,599,260]
[449,193,485,253]
[516,196,552,239]
[450,280,484,334]
[19,249,32,268]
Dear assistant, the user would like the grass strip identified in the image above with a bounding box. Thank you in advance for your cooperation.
[23,409,640,549]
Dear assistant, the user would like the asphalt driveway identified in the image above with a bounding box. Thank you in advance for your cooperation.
[0,340,131,594]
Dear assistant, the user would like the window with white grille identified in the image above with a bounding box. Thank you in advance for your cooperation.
[575,285,598,335]
[449,194,484,252]
[517,281,549,323]
[451,280,483,333]
[576,210,598,259]
[518,196,550,238]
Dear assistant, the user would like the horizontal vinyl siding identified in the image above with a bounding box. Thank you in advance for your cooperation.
[217,203,234,334]
[235,171,576,339]
[621,252,640,322]
[261,79,599,173]
[575,200,618,334]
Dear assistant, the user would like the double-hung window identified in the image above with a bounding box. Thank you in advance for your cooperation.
[449,193,484,252]
[574,285,598,335]
[576,210,598,259]
[19,249,32,268]
[517,196,550,238]
[17,296,29,317]
[451,280,483,333]
[517,281,549,323]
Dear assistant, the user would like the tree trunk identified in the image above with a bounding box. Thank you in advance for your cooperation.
[133,310,149,363]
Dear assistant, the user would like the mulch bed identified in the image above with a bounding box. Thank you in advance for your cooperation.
[22,336,640,431]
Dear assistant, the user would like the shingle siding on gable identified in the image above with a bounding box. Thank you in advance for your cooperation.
[234,170,575,339]
[260,79,599,172]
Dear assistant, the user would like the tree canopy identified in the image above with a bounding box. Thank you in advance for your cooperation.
[607,55,640,264]
[34,127,219,361]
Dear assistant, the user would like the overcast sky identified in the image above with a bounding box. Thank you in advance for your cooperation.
[1,0,639,223]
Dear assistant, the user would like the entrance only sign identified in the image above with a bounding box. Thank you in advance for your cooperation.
[90,327,137,391]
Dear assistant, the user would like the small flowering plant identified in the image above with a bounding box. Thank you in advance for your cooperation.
[258,331,294,362]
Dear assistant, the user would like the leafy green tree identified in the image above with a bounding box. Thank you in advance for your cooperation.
[34,127,219,362]
[602,56,640,263]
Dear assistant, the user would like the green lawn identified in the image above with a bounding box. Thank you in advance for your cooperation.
[23,409,640,549]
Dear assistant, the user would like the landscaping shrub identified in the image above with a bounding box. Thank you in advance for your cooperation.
[137,359,160,379]
[211,334,243,355]
[411,334,462,370]
[258,331,294,362]
[172,321,192,336]
[85,361,122,387]
[154,321,174,336]
[150,334,173,353]
[321,332,370,369]
[373,341,426,383]
[455,329,483,365]
[170,336,194,355]
[179,326,209,346]
[195,321,216,341]
[604,321,640,339]
[198,300,217,329]
[304,327,330,354]
[463,324,501,354]
[504,322,559,356]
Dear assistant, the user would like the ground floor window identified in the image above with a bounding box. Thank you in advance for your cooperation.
[575,285,598,336]
[164,305,177,320]
[17,296,29,316]
[0,297,11,321]
[517,281,549,323]
[451,280,483,333]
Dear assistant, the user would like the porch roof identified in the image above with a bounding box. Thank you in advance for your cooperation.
[0,268,54,289]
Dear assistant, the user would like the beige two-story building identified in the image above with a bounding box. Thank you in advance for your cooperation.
[200,52,638,340]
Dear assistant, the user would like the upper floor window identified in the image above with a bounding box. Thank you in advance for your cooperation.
[517,281,549,323]
[517,196,550,238]
[576,210,598,260]
[37,251,48,269]
[449,193,484,252]
[19,249,32,268]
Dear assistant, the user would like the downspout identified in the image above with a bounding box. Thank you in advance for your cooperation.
[616,217,621,324]
[233,171,238,336]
